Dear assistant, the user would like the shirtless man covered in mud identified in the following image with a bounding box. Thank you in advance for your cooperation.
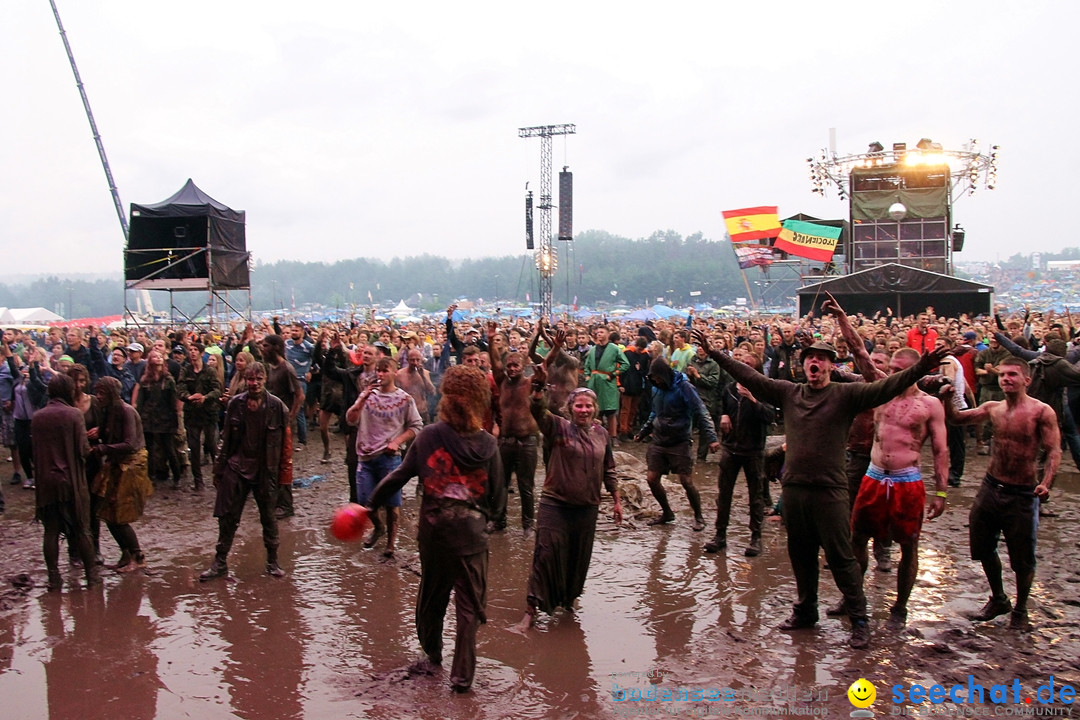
[941,356,1060,631]
[849,347,948,631]
[489,321,540,531]
[396,349,436,424]
[529,320,579,418]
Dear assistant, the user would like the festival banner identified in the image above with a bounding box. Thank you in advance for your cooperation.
[733,245,775,269]
[722,206,781,242]
[774,220,843,262]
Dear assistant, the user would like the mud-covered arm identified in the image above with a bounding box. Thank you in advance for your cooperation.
[98,406,141,460]
[847,348,948,414]
[529,389,557,438]
[1036,404,1061,498]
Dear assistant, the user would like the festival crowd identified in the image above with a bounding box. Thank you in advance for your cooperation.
[1,300,1073,692]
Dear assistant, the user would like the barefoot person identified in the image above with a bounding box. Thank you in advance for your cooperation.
[940,357,1060,630]
[367,365,504,693]
[33,374,100,591]
[849,348,948,631]
[515,368,623,631]
[89,377,154,573]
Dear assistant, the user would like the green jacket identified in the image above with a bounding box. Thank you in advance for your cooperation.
[583,343,629,412]
[178,363,223,427]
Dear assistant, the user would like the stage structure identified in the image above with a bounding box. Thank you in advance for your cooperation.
[519,123,575,317]
[808,137,998,276]
[124,179,251,328]
[798,137,999,316]
[798,263,993,318]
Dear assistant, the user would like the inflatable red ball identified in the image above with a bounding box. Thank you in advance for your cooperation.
[331,504,371,542]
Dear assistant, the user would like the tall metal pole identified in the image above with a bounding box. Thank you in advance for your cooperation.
[49,0,128,240]
[519,124,575,318]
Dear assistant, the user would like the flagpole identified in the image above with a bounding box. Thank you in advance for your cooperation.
[740,267,759,312]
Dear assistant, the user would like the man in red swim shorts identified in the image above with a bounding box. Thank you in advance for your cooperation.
[850,347,949,631]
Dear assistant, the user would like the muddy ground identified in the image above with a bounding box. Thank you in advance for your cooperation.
[2,430,1079,720]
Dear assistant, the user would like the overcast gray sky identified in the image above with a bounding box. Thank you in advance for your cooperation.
[2,1,1073,275]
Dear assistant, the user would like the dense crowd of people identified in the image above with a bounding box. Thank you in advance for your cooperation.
[0,299,1073,691]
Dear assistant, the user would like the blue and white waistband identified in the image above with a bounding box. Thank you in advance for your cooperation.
[865,463,922,483]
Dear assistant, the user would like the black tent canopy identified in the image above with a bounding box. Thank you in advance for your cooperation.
[798,263,993,319]
[125,179,250,290]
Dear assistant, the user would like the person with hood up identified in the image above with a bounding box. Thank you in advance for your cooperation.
[635,356,718,530]
[368,365,505,694]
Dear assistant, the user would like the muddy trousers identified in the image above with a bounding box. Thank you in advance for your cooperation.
[13,418,33,478]
[345,427,359,504]
[781,484,867,623]
[40,502,96,583]
[714,449,765,537]
[212,481,280,563]
[498,436,537,529]
[186,423,217,485]
[416,544,488,691]
[145,432,181,484]
[946,423,966,484]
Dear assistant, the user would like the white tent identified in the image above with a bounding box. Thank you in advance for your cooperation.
[389,300,413,317]
[1,307,65,324]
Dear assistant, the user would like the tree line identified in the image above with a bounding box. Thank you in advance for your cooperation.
[7,235,1076,320]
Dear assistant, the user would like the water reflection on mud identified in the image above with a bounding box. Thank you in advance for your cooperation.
[2,447,1080,719]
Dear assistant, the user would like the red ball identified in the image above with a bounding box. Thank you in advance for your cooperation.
[330,504,371,542]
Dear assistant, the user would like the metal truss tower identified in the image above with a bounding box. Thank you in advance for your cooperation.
[519,123,575,317]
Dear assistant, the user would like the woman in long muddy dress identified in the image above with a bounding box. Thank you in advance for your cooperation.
[516,367,623,630]
[90,377,154,571]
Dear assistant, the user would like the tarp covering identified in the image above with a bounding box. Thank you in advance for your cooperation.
[797,263,993,318]
[851,187,948,221]
[126,179,250,290]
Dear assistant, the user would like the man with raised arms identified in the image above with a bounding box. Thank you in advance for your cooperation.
[488,321,540,532]
[941,357,1060,631]
[692,324,946,650]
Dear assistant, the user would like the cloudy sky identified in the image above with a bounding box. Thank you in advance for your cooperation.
[2,1,1073,275]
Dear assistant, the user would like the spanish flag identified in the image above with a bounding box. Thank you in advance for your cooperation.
[774,219,843,262]
[722,206,782,242]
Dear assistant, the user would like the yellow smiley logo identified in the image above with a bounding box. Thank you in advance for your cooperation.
[848,678,876,708]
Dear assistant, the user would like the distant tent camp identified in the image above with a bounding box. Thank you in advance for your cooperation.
[0,307,65,325]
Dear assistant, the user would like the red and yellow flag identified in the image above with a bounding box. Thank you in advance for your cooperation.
[722,206,781,242]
